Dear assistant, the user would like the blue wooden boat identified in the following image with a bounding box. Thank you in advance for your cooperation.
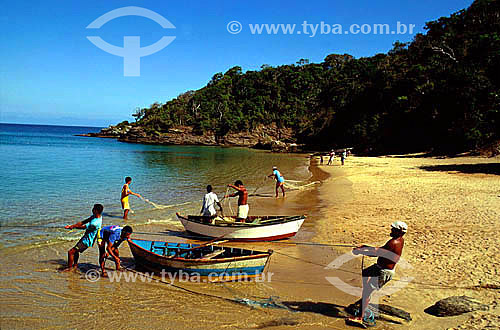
[128,238,273,281]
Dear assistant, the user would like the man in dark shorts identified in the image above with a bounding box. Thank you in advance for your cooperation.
[348,221,407,327]
[63,204,103,271]
[98,225,133,277]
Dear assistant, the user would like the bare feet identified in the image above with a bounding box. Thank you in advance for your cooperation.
[60,266,77,272]
[346,317,366,328]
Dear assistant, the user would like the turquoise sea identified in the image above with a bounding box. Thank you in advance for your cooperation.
[0,123,310,249]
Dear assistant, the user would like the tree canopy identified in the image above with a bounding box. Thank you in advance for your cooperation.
[131,0,499,154]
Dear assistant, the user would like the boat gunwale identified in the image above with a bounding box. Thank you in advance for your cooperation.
[177,213,306,228]
[128,238,272,264]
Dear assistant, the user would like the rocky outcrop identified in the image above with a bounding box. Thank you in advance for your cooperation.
[113,124,301,151]
[81,123,303,151]
[270,141,301,153]
[424,296,489,317]
[77,123,131,138]
[119,126,216,145]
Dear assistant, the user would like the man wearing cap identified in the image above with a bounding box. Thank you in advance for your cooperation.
[348,221,407,327]
[268,166,285,198]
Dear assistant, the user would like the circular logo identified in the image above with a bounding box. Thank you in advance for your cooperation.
[325,250,414,298]
[85,269,101,282]
[227,21,243,34]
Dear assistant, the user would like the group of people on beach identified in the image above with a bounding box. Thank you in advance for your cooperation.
[63,203,133,277]
[320,149,348,166]
[200,166,286,222]
[63,167,286,273]
[63,167,408,329]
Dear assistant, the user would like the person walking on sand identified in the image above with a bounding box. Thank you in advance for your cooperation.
[347,221,407,328]
[200,185,223,220]
[341,149,346,165]
[268,166,285,198]
[98,225,133,277]
[327,150,335,165]
[225,180,248,222]
[63,204,103,271]
[121,177,142,219]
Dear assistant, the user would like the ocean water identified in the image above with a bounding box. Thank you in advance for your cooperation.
[0,124,360,330]
[0,123,310,249]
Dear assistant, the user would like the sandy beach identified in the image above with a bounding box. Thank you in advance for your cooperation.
[1,153,499,329]
[313,154,500,329]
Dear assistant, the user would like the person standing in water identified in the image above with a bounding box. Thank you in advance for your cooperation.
[121,177,142,220]
[225,180,248,222]
[268,166,285,198]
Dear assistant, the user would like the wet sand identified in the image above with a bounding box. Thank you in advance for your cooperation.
[2,154,498,329]
[0,155,359,329]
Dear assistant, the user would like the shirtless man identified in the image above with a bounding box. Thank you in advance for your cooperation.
[121,177,142,220]
[348,221,407,326]
[225,180,248,222]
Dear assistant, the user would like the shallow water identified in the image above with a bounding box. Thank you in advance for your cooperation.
[0,124,360,329]
[0,123,310,250]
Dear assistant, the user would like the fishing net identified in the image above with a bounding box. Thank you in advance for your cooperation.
[283,180,320,191]
[233,296,291,310]
[141,198,193,210]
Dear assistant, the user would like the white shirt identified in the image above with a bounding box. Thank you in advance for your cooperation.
[202,192,219,216]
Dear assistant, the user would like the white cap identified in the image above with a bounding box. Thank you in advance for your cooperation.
[391,221,408,233]
[272,166,277,170]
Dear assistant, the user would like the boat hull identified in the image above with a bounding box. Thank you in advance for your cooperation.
[177,214,305,241]
[128,238,271,281]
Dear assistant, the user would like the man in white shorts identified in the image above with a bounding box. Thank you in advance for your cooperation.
[225,180,248,222]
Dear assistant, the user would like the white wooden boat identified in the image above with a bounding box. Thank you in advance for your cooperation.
[176,213,306,241]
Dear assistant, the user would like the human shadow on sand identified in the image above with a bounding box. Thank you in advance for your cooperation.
[282,300,411,324]
[419,163,500,175]
[282,301,349,318]
[46,257,135,272]
[45,259,98,272]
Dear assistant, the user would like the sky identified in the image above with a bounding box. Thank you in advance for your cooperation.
[0,0,474,127]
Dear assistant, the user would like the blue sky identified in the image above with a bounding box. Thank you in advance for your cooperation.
[1,0,474,127]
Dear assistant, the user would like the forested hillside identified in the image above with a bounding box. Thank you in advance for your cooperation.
[129,0,500,154]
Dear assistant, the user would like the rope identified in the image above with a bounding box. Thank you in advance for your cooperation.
[122,265,244,304]
[130,231,359,248]
[272,251,499,291]
[141,198,193,210]
[118,263,288,312]
[225,186,234,216]
[251,176,267,195]
[0,224,63,228]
